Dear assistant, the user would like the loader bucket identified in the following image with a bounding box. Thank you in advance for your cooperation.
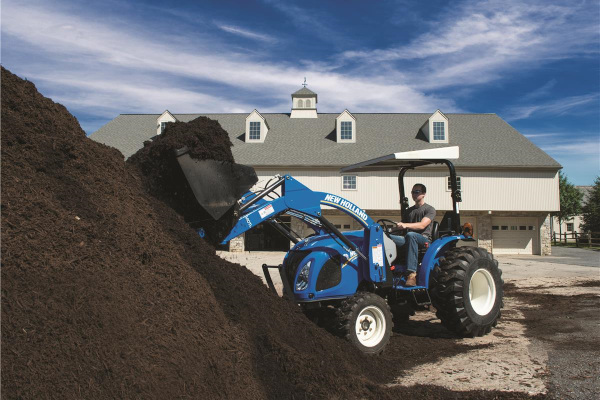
[175,147,258,220]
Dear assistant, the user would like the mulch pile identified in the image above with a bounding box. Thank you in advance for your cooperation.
[1,66,542,399]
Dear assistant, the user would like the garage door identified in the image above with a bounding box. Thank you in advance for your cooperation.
[492,218,538,255]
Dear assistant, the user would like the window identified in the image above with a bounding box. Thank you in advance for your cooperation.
[566,223,574,231]
[342,175,357,190]
[341,121,353,140]
[305,99,311,108]
[528,226,534,230]
[492,226,499,230]
[511,226,517,230]
[447,176,461,191]
[297,99,304,108]
[160,121,169,134]
[433,121,445,141]
[249,121,261,140]
[519,226,527,230]
[501,226,508,230]
[343,224,351,230]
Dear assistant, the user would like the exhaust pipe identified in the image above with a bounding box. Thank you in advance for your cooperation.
[175,146,258,220]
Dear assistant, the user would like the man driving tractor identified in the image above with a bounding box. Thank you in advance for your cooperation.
[389,183,436,286]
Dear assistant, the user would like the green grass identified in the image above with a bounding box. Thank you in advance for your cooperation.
[552,242,600,251]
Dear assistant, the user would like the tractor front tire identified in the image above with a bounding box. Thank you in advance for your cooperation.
[337,292,393,354]
[432,247,503,337]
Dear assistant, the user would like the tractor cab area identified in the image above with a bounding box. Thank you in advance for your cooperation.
[341,146,473,292]
[341,146,464,236]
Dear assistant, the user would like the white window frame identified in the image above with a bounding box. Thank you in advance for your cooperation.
[340,121,353,140]
[297,99,304,108]
[433,121,445,141]
[160,121,169,134]
[342,175,357,191]
[446,176,461,192]
[249,121,261,141]
[566,222,574,231]
[305,99,311,108]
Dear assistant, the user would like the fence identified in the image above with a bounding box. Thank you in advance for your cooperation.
[552,232,600,247]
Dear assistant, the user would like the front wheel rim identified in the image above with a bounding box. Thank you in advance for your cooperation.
[469,268,496,315]
[355,306,386,347]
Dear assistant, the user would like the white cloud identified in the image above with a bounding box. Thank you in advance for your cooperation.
[521,79,557,101]
[504,94,599,121]
[343,0,598,89]
[216,24,277,43]
[540,139,599,156]
[1,0,457,128]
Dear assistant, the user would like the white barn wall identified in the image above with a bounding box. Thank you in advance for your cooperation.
[253,168,559,212]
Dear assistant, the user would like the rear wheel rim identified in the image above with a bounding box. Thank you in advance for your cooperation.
[469,268,496,315]
[355,306,386,347]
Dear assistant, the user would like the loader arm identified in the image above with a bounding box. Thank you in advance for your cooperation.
[221,175,393,283]
[222,175,374,243]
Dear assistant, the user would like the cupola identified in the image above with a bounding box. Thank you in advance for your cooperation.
[291,80,318,118]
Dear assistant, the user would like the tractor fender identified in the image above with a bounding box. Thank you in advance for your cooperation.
[419,235,465,287]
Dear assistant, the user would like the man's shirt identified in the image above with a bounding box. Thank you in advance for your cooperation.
[405,203,436,240]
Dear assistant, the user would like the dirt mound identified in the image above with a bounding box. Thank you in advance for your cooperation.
[0,66,377,399]
[1,66,543,399]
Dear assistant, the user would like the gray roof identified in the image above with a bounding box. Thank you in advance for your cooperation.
[292,87,317,97]
[90,113,561,169]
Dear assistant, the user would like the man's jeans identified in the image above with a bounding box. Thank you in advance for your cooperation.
[388,232,429,273]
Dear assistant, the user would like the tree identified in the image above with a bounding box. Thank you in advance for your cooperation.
[581,176,600,234]
[554,172,583,235]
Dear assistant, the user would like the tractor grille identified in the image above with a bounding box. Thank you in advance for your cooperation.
[283,250,311,288]
[316,254,342,291]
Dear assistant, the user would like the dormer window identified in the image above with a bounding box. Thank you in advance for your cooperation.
[433,121,445,141]
[249,121,261,140]
[341,121,352,140]
[156,110,177,135]
[298,99,304,108]
[245,109,268,142]
[305,99,311,108]
[336,110,356,143]
[421,110,449,143]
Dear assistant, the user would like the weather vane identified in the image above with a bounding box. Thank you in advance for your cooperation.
[302,77,307,88]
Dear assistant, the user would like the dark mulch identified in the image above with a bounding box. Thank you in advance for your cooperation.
[574,280,600,288]
[1,66,542,399]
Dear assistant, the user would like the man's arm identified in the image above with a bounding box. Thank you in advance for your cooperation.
[396,217,431,231]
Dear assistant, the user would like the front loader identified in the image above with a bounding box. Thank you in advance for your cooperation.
[177,146,503,354]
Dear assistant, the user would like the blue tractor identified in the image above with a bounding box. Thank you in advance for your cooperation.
[177,146,503,354]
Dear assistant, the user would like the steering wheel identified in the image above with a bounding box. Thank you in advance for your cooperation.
[377,219,405,235]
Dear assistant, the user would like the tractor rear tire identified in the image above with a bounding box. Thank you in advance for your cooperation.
[337,292,393,354]
[431,247,503,337]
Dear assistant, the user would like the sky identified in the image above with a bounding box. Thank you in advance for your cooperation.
[2,0,599,185]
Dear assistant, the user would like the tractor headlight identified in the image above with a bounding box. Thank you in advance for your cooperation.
[295,261,312,291]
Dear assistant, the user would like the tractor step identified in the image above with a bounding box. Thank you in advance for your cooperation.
[410,288,432,306]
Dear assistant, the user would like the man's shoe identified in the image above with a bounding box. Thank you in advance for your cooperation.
[405,272,417,287]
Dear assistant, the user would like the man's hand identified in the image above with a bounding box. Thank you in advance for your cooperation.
[396,222,406,229]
